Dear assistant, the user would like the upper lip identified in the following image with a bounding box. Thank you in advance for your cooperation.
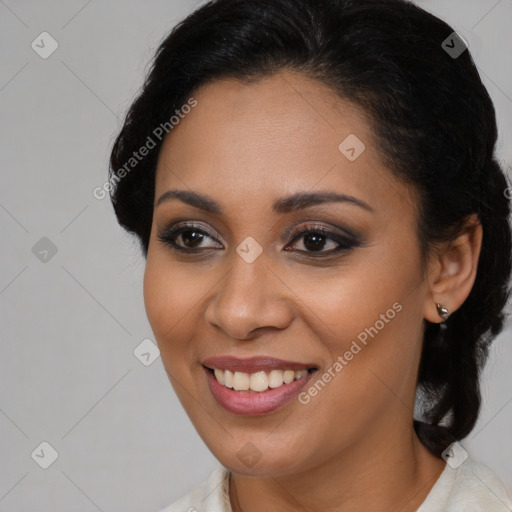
[202,356,316,373]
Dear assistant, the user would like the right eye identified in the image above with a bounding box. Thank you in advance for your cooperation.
[157,223,224,252]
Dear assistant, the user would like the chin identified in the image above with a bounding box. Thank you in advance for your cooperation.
[203,435,312,477]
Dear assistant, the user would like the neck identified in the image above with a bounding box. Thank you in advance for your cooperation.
[229,424,446,512]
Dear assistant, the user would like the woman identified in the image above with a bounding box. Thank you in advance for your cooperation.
[108,0,512,510]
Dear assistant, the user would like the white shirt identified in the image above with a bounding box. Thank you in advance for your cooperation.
[160,443,511,511]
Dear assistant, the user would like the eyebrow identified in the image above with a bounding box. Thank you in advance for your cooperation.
[156,189,374,214]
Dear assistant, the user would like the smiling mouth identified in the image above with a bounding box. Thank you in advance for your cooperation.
[204,366,318,393]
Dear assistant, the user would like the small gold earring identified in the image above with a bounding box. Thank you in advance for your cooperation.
[436,303,450,321]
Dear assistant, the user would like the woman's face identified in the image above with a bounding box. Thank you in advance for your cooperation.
[144,71,432,476]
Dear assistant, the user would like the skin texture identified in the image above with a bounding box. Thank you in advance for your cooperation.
[143,71,482,512]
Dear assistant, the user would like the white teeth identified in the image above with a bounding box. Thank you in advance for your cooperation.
[283,370,295,384]
[212,368,310,392]
[294,369,308,380]
[233,371,250,391]
[214,368,225,385]
[224,370,234,389]
[268,369,284,388]
[249,371,268,392]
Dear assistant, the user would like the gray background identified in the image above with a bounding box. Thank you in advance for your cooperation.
[0,1,511,511]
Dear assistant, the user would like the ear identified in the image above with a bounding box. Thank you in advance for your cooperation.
[423,214,483,323]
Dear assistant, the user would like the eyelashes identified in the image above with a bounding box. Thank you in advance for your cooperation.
[157,221,361,258]
[285,225,360,255]
[157,223,221,252]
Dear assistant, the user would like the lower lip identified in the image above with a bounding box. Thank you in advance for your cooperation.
[204,367,316,415]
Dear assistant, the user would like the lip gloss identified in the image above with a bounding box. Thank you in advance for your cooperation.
[204,366,316,415]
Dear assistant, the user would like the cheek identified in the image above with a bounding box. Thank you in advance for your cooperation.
[143,254,200,357]
[289,254,413,343]
[143,255,206,407]
[292,246,423,389]
[143,257,170,337]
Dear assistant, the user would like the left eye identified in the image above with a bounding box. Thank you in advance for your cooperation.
[285,227,358,255]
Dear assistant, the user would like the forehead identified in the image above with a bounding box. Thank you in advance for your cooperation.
[154,71,416,219]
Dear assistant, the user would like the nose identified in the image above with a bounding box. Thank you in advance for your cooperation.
[204,252,294,340]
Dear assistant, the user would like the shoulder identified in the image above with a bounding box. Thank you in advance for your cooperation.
[447,456,512,511]
[157,466,231,512]
[419,443,512,512]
